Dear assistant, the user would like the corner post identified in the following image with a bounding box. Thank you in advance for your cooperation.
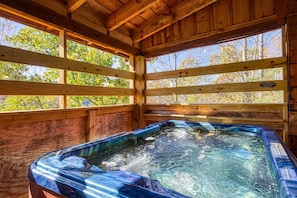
[59,30,67,108]
[87,110,97,142]
[133,55,146,129]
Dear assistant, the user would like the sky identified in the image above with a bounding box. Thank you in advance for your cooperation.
[146,29,282,73]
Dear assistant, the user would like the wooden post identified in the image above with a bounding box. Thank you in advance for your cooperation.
[287,0,297,155]
[133,55,145,129]
[59,30,67,108]
[282,25,289,145]
[129,56,135,105]
[87,110,96,141]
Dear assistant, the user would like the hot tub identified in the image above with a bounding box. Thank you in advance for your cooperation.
[28,120,297,198]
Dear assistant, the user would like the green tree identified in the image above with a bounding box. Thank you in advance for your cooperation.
[65,40,130,107]
[209,31,283,104]
[146,30,283,105]
[147,52,202,104]
[1,27,59,111]
[0,25,130,111]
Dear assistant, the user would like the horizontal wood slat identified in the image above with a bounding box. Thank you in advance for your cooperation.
[143,113,284,130]
[146,57,287,80]
[144,104,285,113]
[144,104,284,120]
[143,104,286,130]
[0,80,135,96]
[145,80,286,96]
[0,45,135,79]
[0,104,134,125]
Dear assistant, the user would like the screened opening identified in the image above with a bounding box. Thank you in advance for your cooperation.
[146,29,284,104]
[0,17,133,112]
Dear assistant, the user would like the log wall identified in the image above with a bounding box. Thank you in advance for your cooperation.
[0,105,134,198]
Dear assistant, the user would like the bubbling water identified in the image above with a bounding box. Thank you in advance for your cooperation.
[96,127,279,198]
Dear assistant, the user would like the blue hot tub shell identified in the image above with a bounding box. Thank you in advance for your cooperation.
[28,120,297,198]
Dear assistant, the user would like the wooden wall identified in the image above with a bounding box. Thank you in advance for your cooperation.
[141,0,281,57]
[0,105,134,198]
[287,0,297,155]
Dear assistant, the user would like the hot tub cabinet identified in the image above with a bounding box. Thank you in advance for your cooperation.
[29,120,297,198]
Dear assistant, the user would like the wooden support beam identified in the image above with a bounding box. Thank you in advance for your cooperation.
[59,30,67,109]
[282,25,289,145]
[87,110,96,141]
[132,0,217,42]
[133,55,146,129]
[276,0,288,25]
[0,80,135,96]
[129,56,135,104]
[67,0,86,13]
[107,0,160,31]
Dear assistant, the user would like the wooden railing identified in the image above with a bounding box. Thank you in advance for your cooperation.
[143,104,285,130]
[143,57,288,141]
[0,45,135,97]
[145,57,286,96]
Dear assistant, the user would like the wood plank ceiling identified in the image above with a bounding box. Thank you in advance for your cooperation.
[74,0,217,42]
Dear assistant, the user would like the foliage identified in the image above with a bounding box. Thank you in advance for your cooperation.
[0,22,130,112]
[146,30,283,104]
[1,96,59,111]
[210,34,283,104]
[147,52,203,104]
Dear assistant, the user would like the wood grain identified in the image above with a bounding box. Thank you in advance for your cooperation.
[107,0,161,30]
[0,80,135,96]
[0,117,87,198]
[141,0,278,58]
[143,114,284,130]
[145,80,286,96]
[132,0,217,42]
[146,57,286,80]
[67,0,86,13]
[0,45,135,80]
[0,106,134,198]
